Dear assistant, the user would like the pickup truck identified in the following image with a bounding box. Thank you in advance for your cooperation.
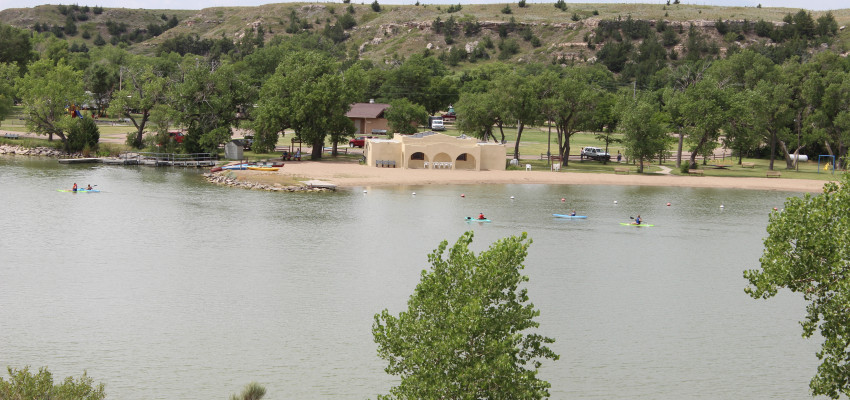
[349,136,374,148]
[581,146,610,161]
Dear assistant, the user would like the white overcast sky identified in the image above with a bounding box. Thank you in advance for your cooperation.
[1,0,846,12]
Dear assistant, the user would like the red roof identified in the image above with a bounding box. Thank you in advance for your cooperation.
[346,103,390,119]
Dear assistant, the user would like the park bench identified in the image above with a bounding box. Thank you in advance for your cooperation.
[614,167,630,175]
[688,169,704,176]
[741,162,755,168]
[3,133,20,139]
[540,153,562,161]
[766,170,781,178]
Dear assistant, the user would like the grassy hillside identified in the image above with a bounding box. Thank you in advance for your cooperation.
[2,2,849,64]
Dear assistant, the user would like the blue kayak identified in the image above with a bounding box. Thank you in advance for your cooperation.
[57,189,100,193]
[465,217,491,222]
[553,214,587,219]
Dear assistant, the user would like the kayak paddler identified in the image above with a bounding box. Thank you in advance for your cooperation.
[72,183,77,192]
[635,215,641,225]
[478,212,486,220]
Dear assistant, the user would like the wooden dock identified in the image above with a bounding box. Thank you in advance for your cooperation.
[60,152,217,167]
[58,158,100,164]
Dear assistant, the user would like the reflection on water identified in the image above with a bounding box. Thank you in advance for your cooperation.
[0,157,821,399]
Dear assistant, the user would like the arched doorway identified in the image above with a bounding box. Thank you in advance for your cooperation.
[455,153,476,170]
[409,152,427,169]
[432,152,452,169]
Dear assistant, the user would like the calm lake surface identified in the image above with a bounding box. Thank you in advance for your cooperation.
[0,156,822,399]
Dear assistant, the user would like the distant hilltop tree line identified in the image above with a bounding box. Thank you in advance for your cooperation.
[0,7,849,167]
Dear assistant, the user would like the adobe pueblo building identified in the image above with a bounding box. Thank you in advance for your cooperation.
[364,132,506,171]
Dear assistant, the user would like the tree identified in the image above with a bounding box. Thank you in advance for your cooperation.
[0,366,106,400]
[385,99,427,135]
[229,382,266,400]
[107,59,169,149]
[373,232,559,400]
[0,23,35,72]
[169,58,254,154]
[381,54,451,115]
[455,91,501,142]
[16,59,85,151]
[744,173,850,399]
[618,95,668,173]
[0,63,17,126]
[253,51,363,159]
[493,69,543,159]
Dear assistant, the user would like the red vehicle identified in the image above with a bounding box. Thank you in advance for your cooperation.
[349,136,374,148]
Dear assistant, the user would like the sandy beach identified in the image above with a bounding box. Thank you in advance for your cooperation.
[262,161,831,193]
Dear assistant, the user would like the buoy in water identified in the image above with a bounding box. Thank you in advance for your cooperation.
[773,207,778,211]
[561,198,566,202]
[614,200,618,204]
[461,194,465,198]
[510,196,515,199]
[666,202,671,207]
[363,190,367,193]
[720,204,725,208]
[412,192,416,195]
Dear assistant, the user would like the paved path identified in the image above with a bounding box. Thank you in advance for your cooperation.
[657,165,672,175]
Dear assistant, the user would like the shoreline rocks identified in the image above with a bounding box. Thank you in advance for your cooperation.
[0,144,70,157]
[203,172,333,192]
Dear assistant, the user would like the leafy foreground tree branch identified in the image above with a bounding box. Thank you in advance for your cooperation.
[0,366,106,400]
[744,173,850,399]
[373,231,558,400]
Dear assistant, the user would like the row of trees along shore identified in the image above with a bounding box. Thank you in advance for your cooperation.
[0,11,848,166]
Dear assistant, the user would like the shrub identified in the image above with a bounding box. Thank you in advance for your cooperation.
[518,0,527,8]
[501,5,512,14]
[67,117,100,153]
[554,0,567,11]
[371,0,381,12]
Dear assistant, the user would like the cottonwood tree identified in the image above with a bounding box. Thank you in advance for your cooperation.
[493,69,543,159]
[169,58,254,153]
[385,98,427,135]
[0,63,17,125]
[744,173,850,399]
[619,95,668,172]
[16,59,85,151]
[373,231,558,400]
[253,51,363,159]
[107,59,168,149]
[455,91,501,142]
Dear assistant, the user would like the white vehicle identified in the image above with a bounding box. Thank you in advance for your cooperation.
[429,117,445,131]
[581,146,610,161]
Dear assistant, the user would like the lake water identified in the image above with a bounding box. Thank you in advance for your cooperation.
[0,156,822,399]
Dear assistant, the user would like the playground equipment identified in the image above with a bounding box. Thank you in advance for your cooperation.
[817,155,835,174]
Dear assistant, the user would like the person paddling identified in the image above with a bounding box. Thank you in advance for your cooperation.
[86,184,92,190]
[72,183,78,192]
[634,215,642,225]
[570,210,577,216]
[478,212,486,220]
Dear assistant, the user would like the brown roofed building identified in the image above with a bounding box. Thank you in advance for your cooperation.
[346,101,390,135]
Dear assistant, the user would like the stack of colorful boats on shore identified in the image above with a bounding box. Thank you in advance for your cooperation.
[210,161,283,172]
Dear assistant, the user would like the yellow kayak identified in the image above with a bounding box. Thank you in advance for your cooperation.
[247,166,280,171]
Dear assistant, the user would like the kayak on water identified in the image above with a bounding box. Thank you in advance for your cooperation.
[620,222,654,227]
[553,214,587,219]
[221,164,249,170]
[57,189,100,193]
[465,217,491,222]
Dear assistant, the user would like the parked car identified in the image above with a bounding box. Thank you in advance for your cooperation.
[242,135,254,150]
[349,136,374,148]
[428,116,445,131]
[581,146,611,161]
